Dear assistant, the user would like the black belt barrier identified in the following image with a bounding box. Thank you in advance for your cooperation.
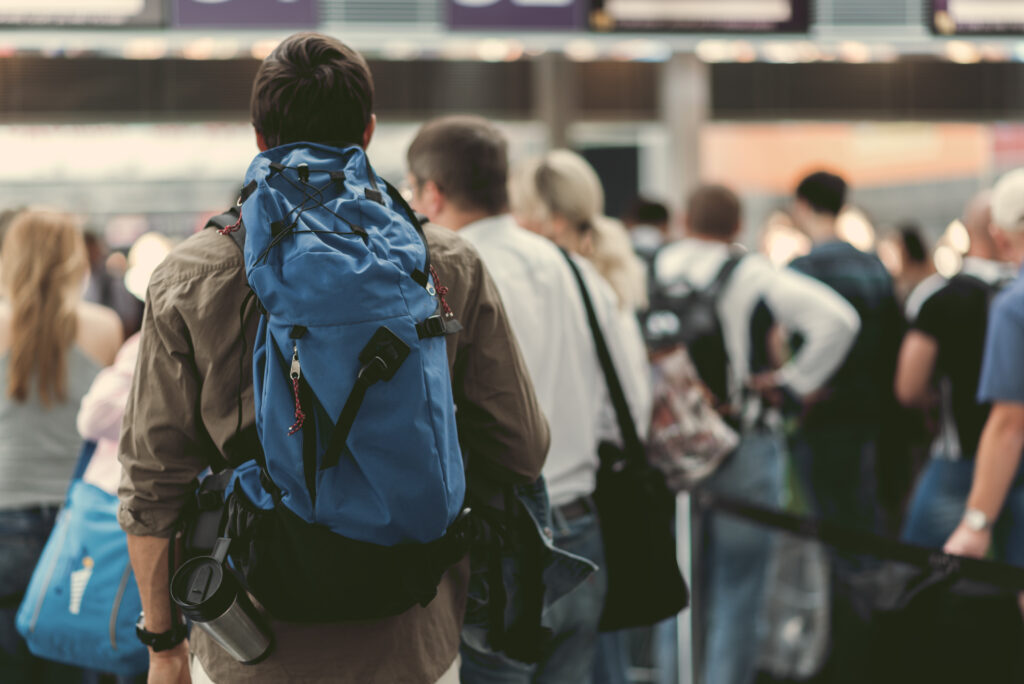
[691,490,1024,592]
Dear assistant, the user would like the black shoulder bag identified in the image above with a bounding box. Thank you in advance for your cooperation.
[563,252,690,631]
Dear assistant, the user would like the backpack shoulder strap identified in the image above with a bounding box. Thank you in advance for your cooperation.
[704,252,745,300]
[205,207,246,253]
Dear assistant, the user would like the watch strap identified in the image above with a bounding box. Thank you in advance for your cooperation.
[135,612,188,652]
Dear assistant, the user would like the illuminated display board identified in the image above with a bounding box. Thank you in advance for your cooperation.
[932,0,1024,34]
[0,0,164,26]
[591,0,809,32]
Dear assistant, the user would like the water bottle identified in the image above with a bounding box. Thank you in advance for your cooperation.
[171,537,274,665]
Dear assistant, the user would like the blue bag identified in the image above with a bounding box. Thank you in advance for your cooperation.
[213,143,469,621]
[15,442,148,677]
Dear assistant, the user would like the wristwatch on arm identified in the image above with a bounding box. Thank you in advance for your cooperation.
[963,508,992,532]
[135,611,188,652]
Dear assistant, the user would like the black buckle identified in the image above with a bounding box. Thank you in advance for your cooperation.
[417,315,447,339]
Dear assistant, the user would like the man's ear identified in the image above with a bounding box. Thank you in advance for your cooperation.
[362,114,377,149]
[255,130,269,152]
[420,179,444,219]
[990,224,1011,260]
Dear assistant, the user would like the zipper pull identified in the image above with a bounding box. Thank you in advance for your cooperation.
[288,342,305,436]
[290,343,301,381]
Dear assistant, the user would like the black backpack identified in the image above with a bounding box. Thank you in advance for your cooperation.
[640,252,744,406]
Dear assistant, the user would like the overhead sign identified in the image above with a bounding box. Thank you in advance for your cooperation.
[174,0,318,28]
[591,0,810,32]
[931,0,1024,34]
[0,0,164,26]
[447,0,587,30]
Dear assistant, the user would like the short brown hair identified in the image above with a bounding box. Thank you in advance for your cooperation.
[407,115,509,215]
[686,185,741,239]
[251,32,374,149]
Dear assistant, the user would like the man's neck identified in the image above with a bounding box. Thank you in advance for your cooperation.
[805,216,838,245]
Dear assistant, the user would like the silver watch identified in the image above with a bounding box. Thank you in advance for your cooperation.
[964,508,991,532]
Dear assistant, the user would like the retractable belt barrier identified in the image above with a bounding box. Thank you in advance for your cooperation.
[691,490,1024,592]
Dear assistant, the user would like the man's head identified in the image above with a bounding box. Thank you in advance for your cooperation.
[793,171,847,237]
[625,197,670,233]
[684,184,742,243]
[962,189,996,260]
[406,115,509,230]
[990,168,1024,265]
[251,32,376,151]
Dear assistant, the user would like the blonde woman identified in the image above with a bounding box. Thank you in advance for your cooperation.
[0,208,121,680]
[510,150,653,684]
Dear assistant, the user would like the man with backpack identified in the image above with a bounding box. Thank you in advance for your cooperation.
[406,115,649,683]
[651,184,859,684]
[118,33,550,684]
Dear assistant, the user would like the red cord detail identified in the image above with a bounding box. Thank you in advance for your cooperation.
[218,216,242,235]
[287,377,305,435]
[430,265,454,318]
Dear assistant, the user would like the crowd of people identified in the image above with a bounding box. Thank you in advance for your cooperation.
[1,30,1024,684]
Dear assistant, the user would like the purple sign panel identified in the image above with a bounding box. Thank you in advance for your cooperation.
[447,0,587,30]
[174,0,317,28]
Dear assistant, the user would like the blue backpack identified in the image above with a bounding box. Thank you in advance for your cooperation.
[204,143,469,621]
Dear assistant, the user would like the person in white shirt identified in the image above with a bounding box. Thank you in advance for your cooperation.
[653,184,860,684]
[407,115,642,684]
[509,149,654,684]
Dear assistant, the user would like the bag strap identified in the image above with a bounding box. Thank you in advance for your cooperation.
[69,440,98,484]
[206,207,246,252]
[561,251,645,463]
[705,252,745,300]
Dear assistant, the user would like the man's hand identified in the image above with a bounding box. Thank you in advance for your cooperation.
[943,522,991,559]
[748,371,784,407]
[148,641,191,684]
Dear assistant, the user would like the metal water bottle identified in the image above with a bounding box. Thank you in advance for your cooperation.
[171,538,274,664]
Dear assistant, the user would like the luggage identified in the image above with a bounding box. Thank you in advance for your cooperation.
[16,442,148,677]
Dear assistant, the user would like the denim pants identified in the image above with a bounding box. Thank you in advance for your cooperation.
[902,454,1024,566]
[696,430,784,684]
[461,503,608,684]
[0,504,84,684]
[791,427,881,684]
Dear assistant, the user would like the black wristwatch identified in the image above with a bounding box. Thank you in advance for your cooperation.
[135,612,188,652]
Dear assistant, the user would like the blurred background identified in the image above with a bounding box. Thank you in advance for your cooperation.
[2,0,1023,277]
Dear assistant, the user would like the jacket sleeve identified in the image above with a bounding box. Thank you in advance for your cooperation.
[449,248,550,485]
[770,266,861,397]
[117,281,211,538]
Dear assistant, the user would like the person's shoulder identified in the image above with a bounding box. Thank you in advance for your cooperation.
[424,223,487,280]
[76,301,123,365]
[78,300,121,332]
[991,276,1024,323]
[149,226,243,291]
[905,273,948,321]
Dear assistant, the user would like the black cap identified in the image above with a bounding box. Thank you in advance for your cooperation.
[171,556,237,623]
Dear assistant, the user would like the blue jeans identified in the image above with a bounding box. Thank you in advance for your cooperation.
[697,430,784,684]
[0,505,84,684]
[902,455,1024,566]
[461,504,608,684]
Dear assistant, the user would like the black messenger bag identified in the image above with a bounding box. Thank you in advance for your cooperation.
[563,252,690,631]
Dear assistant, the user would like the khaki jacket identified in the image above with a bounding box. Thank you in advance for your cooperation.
[118,222,549,683]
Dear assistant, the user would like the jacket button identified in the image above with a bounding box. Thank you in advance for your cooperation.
[543,527,554,539]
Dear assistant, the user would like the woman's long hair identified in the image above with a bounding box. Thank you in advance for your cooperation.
[2,209,88,406]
